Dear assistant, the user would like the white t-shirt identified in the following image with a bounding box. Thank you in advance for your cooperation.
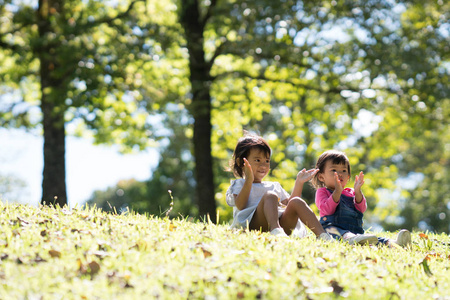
[226,178,307,237]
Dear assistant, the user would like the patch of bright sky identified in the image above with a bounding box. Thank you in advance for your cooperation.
[0,128,159,207]
[11,0,121,10]
[372,171,429,229]
[396,172,425,190]
[352,109,383,138]
[334,109,382,150]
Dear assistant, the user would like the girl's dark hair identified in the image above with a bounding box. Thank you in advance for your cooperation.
[311,150,351,189]
[230,134,271,178]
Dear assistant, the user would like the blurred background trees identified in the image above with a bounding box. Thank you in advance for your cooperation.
[0,0,159,206]
[1,0,448,232]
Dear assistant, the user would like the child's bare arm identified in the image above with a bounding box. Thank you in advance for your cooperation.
[234,158,253,210]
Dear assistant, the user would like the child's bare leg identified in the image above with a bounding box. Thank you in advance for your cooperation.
[280,197,326,236]
[249,191,281,232]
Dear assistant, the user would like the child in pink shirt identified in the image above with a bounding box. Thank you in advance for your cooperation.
[311,150,411,246]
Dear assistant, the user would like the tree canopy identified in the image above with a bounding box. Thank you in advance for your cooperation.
[1,0,448,232]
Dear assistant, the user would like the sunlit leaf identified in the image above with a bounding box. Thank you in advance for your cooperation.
[49,250,62,258]
[419,233,429,239]
[17,216,29,226]
[88,261,101,275]
[92,250,108,259]
[34,254,46,263]
[77,258,87,275]
[62,209,73,215]
[201,247,212,258]
[427,252,440,258]
[420,257,433,277]
[330,280,344,296]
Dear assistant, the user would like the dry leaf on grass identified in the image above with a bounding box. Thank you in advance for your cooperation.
[49,250,61,258]
[419,233,429,239]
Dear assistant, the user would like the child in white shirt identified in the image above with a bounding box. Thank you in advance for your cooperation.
[226,133,333,240]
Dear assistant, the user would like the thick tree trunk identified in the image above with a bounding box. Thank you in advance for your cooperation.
[180,0,217,222]
[191,84,216,222]
[41,99,67,207]
[38,0,67,207]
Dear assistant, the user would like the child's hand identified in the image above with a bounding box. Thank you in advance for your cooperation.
[354,171,365,191]
[243,158,254,182]
[291,168,319,198]
[334,172,345,194]
[296,168,319,183]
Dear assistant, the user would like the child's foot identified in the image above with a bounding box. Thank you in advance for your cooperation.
[270,228,288,237]
[317,232,337,242]
[344,234,378,245]
[391,229,412,247]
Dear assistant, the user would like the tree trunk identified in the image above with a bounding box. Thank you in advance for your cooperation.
[41,98,67,207]
[38,0,67,207]
[191,88,216,222]
[180,0,217,222]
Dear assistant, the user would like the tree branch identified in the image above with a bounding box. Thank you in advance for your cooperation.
[212,70,364,95]
[208,37,228,69]
[94,0,144,27]
[0,40,22,52]
[72,0,145,35]
[202,0,218,28]
[0,19,35,52]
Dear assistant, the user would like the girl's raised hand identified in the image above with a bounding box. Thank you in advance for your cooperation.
[354,171,365,191]
[334,172,345,194]
[243,158,254,182]
[296,168,319,183]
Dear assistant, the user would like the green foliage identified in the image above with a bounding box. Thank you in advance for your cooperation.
[208,0,449,232]
[0,204,449,299]
[2,0,448,230]
[0,0,174,148]
[350,0,450,232]
[207,0,403,210]
[86,0,449,231]
[0,0,191,206]
[88,105,198,218]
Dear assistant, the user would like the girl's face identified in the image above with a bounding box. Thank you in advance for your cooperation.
[318,159,350,190]
[246,148,270,183]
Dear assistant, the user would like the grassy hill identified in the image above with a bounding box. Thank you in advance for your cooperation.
[0,203,448,299]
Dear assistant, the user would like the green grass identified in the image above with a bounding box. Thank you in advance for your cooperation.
[0,203,449,299]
